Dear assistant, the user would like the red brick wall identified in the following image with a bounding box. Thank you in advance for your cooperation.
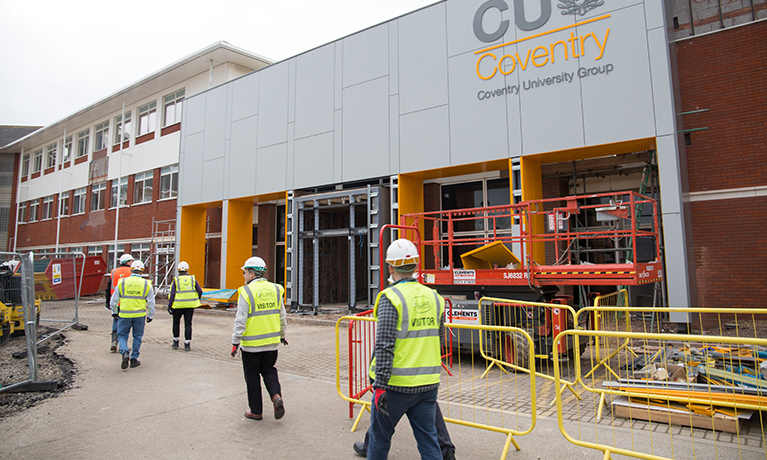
[257,204,277,282]
[677,21,767,193]
[677,21,767,307]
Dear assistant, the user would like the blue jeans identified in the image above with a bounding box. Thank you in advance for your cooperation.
[368,388,441,460]
[112,316,118,334]
[117,316,146,359]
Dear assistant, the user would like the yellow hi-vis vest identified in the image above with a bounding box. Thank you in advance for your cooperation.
[118,276,152,318]
[173,274,201,309]
[238,280,284,348]
[369,281,444,387]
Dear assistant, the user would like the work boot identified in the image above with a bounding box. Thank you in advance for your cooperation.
[130,358,141,368]
[184,341,190,352]
[273,396,285,420]
[443,449,456,460]
[352,441,367,457]
[110,332,118,352]
[121,351,130,369]
[172,339,179,349]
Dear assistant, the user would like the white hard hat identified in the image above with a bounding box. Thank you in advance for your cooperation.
[119,254,134,265]
[241,256,267,272]
[177,261,189,271]
[130,260,145,271]
[385,239,420,267]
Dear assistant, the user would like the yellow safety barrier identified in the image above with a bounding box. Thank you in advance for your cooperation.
[335,315,538,460]
[478,297,581,405]
[552,309,767,460]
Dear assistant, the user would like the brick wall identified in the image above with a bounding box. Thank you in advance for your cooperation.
[257,204,277,282]
[677,20,767,193]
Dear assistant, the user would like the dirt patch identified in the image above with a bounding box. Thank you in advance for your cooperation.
[0,327,75,418]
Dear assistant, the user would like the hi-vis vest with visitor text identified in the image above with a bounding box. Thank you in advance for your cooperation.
[369,281,444,387]
[238,280,284,348]
[117,276,152,318]
[173,275,201,309]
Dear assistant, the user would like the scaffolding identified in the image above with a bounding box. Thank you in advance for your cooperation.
[149,218,176,295]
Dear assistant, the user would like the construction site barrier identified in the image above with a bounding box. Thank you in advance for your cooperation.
[478,297,581,405]
[336,315,537,460]
[553,309,767,460]
[34,252,90,342]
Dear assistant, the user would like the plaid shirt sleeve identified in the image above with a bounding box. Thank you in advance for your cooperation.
[372,293,397,389]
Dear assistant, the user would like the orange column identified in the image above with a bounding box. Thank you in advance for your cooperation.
[179,205,207,286]
[225,199,254,290]
[520,156,544,264]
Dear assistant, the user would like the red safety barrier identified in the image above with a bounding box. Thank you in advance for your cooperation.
[348,309,375,418]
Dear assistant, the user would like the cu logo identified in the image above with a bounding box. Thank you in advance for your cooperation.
[473,0,552,42]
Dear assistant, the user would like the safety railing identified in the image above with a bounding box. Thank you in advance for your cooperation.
[336,315,538,460]
[347,308,375,428]
[478,297,581,405]
[554,307,767,460]
[34,252,88,342]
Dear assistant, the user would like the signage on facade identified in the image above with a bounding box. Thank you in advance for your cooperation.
[472,0,614,98]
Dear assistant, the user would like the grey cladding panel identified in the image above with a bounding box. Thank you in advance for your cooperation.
[342,24,389,88]
[228,116,258,199]
[446,0,499,57]
[295,45,335,140]
[231,74,259,122]
[184,95,206,135]
[201,158,224,203]
[342,77,389,182]
[203,86,228,161]
[256,143,287,195]
[400,106,450,173]
[293,132,334,189]
[180,132,204,206]
[398,4,449,114]
[257,62,290,148]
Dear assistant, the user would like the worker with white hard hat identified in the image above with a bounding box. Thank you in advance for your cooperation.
[365,238,447,460]
[105,253,135,353]
[110,259,156,370]
[231,256,288,421]
[168,261,203,351]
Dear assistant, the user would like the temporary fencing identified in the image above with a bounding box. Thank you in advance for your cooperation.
[34,252,94,341]
[336,315,538,460]
[554,307,767,460]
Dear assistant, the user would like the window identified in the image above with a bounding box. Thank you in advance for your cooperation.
[133,171,153,204]
[160,165,178,199]
[21,153,29,177]
[91,182,106,211]
[88,245,102,257]
[17,202,26,224]
[63,136,72,163]
[29,200,39,222]
[114,112,131,144]
[59,192,69,217]
[163,89,184,126]
[137,101,156,136]
[32,149,43,173]
[76,130,89,158]
[131,243,151,267]
[94,121,109,151]
[42,196,54,220]
[72,187,87,215]
[107,244,125,270]
[46,143,57,169]
[111,177,128,208]
[70,246,83,255]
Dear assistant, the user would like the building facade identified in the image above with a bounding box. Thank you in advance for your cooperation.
[2,42,271,288]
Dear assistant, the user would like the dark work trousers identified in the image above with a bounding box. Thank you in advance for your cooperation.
[241,350,282,416]
[361,395,455,457]
[172,308,195,340]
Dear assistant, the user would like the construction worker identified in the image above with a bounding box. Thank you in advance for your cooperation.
[106,253,134,352]
[231,256,287,421]
[168,261,203,351]
[367,238,446,460]
[110,260,155,370]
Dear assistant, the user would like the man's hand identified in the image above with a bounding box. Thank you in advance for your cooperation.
[146,317,153,323]
[374,388,389,417]
[280,338,289,346]
[231,344,239,357]
[112,313,118,319]
[167,306,173,315]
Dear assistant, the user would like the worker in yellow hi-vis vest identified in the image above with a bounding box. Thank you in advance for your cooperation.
[231,256,288,421]
[367,239,446,460]
[110,260,155,370]
[168,261,203,351]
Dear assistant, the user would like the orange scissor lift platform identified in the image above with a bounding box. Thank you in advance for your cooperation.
[399,190,663,289]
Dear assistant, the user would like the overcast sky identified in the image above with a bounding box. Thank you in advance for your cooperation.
[0,0,436,127]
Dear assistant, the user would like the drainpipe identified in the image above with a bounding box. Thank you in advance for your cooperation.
[112,102,127,269]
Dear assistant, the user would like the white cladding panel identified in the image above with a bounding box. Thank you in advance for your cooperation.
[228,116,258,199]
[201,157,224,202]
[294,132,334,187]
[180,132,204,206]
[255,143,287,194]
[202,86,227,161]
[343,24,389,88]
[231,74,259,123]
[184,95,206,136]
[342,77,389,182]
[257,62,289,148]
[398,4,449,115]
[400,105,450,174]
[295,45,335,140]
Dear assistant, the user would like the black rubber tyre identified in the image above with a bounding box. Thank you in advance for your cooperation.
[0,321,10,347]
[503,331,530,370]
